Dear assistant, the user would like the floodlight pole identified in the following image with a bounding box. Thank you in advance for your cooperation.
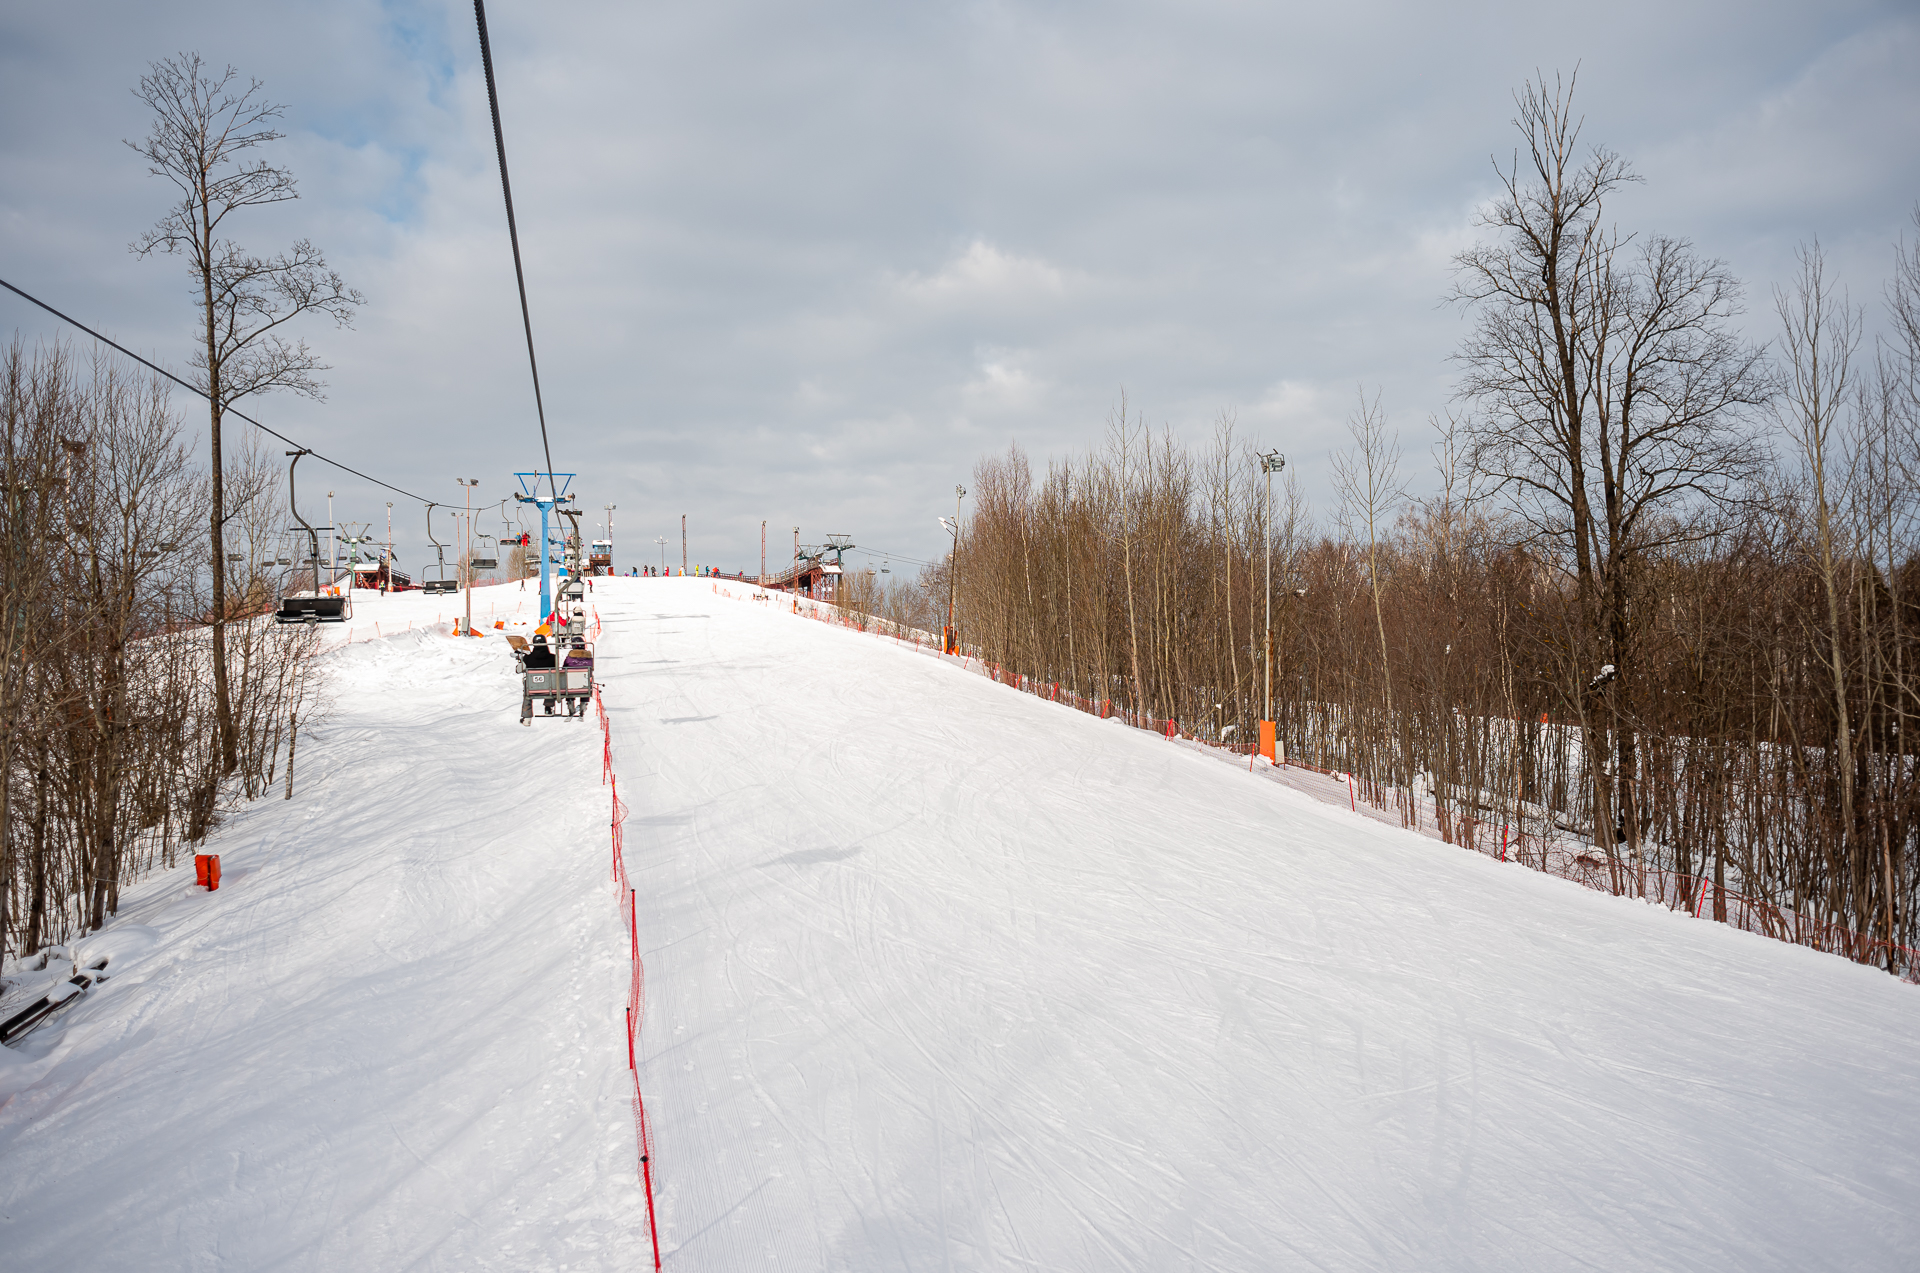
[385,503,393,594]
[1259,451,1285,728]
[605,504,616,574]
[327,491,335,588]
[457,478,479,634]
[947,484,967,653]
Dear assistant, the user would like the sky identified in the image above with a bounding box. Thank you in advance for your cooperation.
[2,1,1916,574]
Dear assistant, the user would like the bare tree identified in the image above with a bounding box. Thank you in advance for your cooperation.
[128,53,361,773]
[1452,73,1771,871]
[1774,243,1864,879]
[1332,386,1408,722]
[0,341,72,956]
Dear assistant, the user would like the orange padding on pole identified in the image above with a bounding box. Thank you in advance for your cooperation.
[194,854,221,891]
[1258,720,1275,761]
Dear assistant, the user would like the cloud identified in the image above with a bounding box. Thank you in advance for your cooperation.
[1,0,1915,572]
[892,241,1071,309]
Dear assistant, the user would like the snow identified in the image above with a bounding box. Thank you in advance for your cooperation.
[4,576,1919,1271]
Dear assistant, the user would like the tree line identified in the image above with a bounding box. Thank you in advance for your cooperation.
[0,54,357,963]
[879,78,1920,973]
[1,341,326,959]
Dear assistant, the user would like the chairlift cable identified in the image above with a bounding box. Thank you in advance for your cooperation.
[857,546,934,568]
[0,276,434,506]
[472,0,559,504]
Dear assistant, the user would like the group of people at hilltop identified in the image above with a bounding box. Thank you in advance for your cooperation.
[622,565,727,578]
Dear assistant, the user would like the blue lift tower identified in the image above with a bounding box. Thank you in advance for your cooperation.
[514,471,577,621]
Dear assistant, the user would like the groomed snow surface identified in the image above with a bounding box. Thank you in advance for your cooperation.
[3,576,1918,1271]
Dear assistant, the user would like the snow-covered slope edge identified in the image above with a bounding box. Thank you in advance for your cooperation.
[1,596,651,1269]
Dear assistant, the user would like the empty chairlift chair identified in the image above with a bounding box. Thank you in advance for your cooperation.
[420,502,459,594]
[275,449,349,624]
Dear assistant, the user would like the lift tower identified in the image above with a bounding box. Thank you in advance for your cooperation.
[514,471,576,622]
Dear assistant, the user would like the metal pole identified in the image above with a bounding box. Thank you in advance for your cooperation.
[1258,451,1285,729]
[538,498,552,620]
[458,478,477,634]
[327,490,334,590]
[385,502,393,594]
[948,484,966,653]
[760,519,766,585]
[286,450,320,599]
[654,535,667,573]
[792,526,799,610]
[681,514,688,576]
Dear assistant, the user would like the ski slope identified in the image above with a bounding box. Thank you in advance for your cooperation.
[4,576,1918,1271]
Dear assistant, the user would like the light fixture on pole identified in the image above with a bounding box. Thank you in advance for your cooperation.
[944,483,967,654]
[654,535,667,574]
[1259,450,1285,759]
[456,478,479,633]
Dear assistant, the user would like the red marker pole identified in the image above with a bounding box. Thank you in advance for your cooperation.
[640,1143,662,1269]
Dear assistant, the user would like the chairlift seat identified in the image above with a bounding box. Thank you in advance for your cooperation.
[275,595,349,624]
[520,638,593,722]
[421,579,459,595]
[472,556,498,570]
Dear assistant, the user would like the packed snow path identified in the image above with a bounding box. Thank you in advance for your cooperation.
[5,577,1920,1271]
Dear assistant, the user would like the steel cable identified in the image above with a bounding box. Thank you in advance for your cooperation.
[0,275,434,506]
[472,0,559,502]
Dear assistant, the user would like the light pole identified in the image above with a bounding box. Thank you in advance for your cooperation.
[1259,450,1285,752]
[792,526,800,610]
[385,502,394,595]
[945,484,967,654]
[457,478,479,633]
[654,535,667,574]
[604,503,615,575]
[760,519,766,585]
[327,490,335,589]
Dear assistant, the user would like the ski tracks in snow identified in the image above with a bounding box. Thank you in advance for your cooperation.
[4,580,1919,1271]
[603,580,1920,1273]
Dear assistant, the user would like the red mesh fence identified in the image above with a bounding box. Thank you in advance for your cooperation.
[595,685,662,1267]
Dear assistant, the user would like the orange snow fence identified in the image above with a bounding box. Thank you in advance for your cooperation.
[194,854,221,891]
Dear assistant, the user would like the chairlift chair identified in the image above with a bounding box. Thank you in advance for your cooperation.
[421,502,459,594]
[515,633,594,724]
[274,450,349,624]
